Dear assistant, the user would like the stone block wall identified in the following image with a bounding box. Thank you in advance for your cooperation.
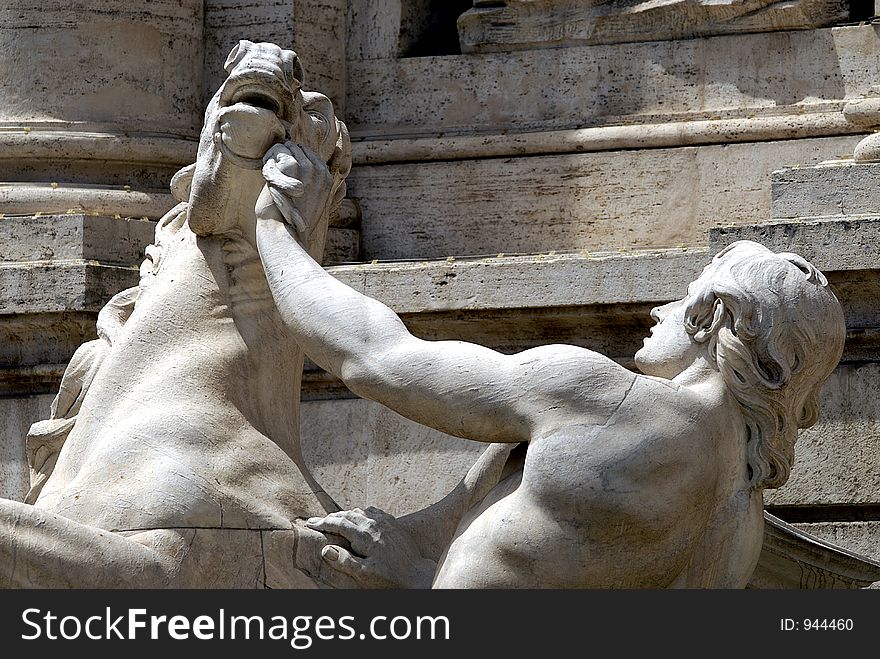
[2,2,880,583]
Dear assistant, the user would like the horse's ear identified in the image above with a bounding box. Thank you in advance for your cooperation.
[285,50,305,87]
[224,40,254,73]
[170,163,196,203]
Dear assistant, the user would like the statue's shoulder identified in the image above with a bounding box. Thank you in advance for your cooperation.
[526,372,728,503]
[622,373,729,429]
[521,376,728,566]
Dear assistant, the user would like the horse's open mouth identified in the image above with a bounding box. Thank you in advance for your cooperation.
[226,81,288,118]
[229,86,283,115]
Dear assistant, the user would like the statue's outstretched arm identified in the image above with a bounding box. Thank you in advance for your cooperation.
[256,146,635,445]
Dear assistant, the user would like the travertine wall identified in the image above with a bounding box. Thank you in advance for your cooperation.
[2,3,880,577]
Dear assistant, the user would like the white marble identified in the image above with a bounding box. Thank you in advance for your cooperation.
[256,156,846,587]
[0,41,351,588]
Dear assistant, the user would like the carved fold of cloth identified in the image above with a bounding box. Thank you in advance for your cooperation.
[459,0,850,52]
[24,286,139,504]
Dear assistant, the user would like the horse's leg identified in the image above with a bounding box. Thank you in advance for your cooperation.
[0,499,189,588]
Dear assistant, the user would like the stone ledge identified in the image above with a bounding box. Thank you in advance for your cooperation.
[457,0,848,53]
[347,26,879,139]
[791,521,880,563]
[2,218,870,320]
[351,112,856,165]
[771,161,880,220]
[0,214,156,265]
[710,215,880,272]
[767,363,880,507]
[328,249,706,313]
[0,312,100,370]
[0,184,175,220]
[348,135,861,260]
[0,260,138,315]
[327,220,880,313]
[749,513,880,589]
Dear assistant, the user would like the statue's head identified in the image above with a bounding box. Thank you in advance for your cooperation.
[203,40,344,168]
[173,40,351,238]
[635,240,846,490]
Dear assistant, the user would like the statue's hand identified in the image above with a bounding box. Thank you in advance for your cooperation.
[256,142,334,249]
[306,507,436,589]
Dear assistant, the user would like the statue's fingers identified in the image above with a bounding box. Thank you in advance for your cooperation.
[309,509,369,525]
[320,545,369,586]
[307,515,377,555]
[262,159,304,196]
[306,515,363,538]
[285,143,326,172]
[265,187,307,236]
[269,186,309,235]
[263,142,293,163]
[334,509,378,531]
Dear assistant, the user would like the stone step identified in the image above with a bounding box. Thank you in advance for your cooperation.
[771,161,880,220]
[349,135,861,260]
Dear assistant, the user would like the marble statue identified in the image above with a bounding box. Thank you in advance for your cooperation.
[1,41,351,587]
[0,36,849,589]
[255,146,846,587]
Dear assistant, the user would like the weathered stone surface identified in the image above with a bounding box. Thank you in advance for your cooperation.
[0,261,139,315]
[0,1,203,219]
[204,1,296,107]
[348,135,861,260]
[0,186,177,221]
[347,26,879,138]
[712,216,880,272]
[767,364,880,507]
[0,1,204,135]
[293,0,347,112]
[301,398,482,515]
[458,0,849,53]
[771,162,880,220]
[0,215,157,266]
[793,522,880,563]
[751,514,880,588]
[329,250,705,312]
[0,395,53,501]
[0,314,98,373]
[323,228,361,264]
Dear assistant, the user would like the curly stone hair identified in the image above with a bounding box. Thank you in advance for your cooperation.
[683,241,846,490]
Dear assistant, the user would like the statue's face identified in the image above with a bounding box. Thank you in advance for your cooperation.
[634,294,701,380]
[208,41,300,163]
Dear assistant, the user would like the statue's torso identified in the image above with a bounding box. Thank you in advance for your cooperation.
[433,375,763,588]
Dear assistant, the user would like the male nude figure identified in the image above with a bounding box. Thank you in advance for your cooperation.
[254,145,846,588]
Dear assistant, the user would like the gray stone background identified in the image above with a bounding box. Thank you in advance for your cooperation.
[2,0,880,576]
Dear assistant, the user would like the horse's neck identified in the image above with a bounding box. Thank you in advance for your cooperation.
[221,234,275,313]
[123,229,306,457]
